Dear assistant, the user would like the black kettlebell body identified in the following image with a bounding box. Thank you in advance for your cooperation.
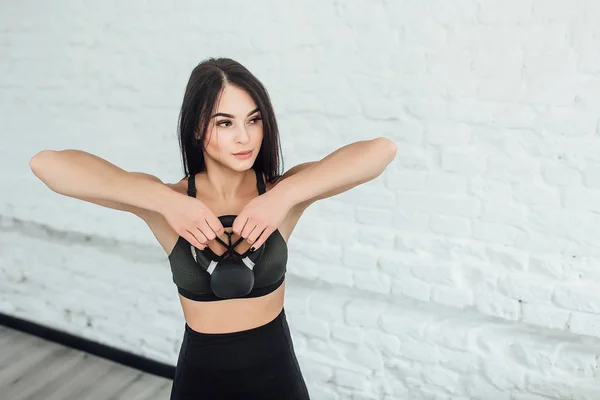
[190,215,266,299]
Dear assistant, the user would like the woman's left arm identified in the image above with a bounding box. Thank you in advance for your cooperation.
[273,137,398,210]
[232,137,397,248]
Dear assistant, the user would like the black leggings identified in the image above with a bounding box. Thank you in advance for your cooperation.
[170,308,311,400]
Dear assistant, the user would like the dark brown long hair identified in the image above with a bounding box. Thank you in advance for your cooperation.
[177,57,284,184]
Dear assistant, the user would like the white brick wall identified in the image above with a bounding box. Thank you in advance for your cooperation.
[2,0,600,398]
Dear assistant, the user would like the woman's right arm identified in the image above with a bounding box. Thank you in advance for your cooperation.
[29,149,176,219]
[29,149,223,249]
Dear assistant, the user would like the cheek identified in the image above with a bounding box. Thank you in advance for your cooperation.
[204,129,233,158]
[203,126,221,147]
[253,124,264,141]
[202,135,218,158]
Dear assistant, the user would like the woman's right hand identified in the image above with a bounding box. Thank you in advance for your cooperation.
[161,190,224,250]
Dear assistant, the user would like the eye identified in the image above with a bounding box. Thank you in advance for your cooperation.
[217,120,232,127]
[249,116,262,124]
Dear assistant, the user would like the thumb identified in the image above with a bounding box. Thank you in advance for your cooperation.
[232,213,247,235]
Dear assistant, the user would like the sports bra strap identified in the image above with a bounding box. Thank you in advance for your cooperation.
[255,169,266,195]
[187,173,197,197]
[187,169,266,198]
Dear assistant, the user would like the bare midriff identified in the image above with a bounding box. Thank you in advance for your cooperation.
[178,280,286,334]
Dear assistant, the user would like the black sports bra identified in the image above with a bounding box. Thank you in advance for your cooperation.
[167,169,288,301]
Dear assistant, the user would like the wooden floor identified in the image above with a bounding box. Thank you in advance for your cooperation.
[0,325,174,400]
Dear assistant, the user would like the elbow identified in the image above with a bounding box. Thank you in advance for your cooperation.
[30,150,46,173]
[378,137,398,154]
[29,150,56,177]
[29,151,44,173]
[373,137,398,163]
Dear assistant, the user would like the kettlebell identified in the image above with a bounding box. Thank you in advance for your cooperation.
[189,215,266,299]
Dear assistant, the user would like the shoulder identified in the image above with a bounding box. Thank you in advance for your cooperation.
[168,176,188,196]
[270,162,316,188]
[269,162,316,212]
[262,163,314,207]
[263,163,317,242]
[138,176,188,255]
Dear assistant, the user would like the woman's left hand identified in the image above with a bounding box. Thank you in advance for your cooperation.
[232,190,293,251]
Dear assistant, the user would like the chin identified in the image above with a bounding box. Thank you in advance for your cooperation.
[229,161,255,171]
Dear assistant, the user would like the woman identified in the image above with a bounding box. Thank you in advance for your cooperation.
[29,57,397,399]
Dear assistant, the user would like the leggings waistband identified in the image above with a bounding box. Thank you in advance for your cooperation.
[181,308,290,370]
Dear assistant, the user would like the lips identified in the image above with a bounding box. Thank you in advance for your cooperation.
[234,150,252,155]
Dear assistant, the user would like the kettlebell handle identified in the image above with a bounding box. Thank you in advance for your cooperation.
[218,215,237,228]
[190,214,266,264]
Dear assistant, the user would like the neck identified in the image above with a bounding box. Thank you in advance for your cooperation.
[202,165,253,202]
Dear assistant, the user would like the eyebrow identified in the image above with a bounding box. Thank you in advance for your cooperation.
[212,107,260,119]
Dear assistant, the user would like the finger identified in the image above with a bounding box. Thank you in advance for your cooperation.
[241,219,257,240]
[246,224,266,245]
[251,227,272,250]
[196,226,215,246]
[232,215,248,236]
[199,219,218,241]
[186,230,208,249]
[187,229,207,244]
[206,215,224,235]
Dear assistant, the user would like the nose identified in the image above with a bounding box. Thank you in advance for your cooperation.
[235,124,251,142]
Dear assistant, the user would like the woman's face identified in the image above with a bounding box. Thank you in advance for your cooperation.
[201,84,263,171]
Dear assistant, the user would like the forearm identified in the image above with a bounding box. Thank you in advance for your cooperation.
[274,137,397,207]
[29,149,174,214]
